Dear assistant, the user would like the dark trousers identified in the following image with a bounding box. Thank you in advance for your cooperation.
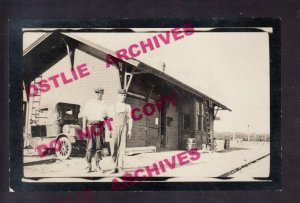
[86,122,104,167]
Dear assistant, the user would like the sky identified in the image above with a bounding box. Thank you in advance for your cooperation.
[23,28,270,134]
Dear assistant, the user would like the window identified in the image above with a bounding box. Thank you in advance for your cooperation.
[195,101,199,130]
[200,102,204,131]
[195,100,204,131]
[183,114,191,130]
[167,117,173,126]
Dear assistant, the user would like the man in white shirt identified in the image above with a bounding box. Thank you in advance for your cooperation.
[82,87,108,173]
[108,89,133,174]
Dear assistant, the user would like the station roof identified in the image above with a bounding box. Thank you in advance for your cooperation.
[23,31,231,111]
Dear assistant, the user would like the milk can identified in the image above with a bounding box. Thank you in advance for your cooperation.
[186,138,197,150]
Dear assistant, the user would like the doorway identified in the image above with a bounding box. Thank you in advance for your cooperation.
[159,102,167,150]
[145,98,161,148]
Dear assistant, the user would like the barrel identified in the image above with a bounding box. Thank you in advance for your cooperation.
[224,139,230,150]
[186,138,197,150]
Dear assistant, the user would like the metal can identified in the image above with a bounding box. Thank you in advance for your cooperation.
[224,139,230,150]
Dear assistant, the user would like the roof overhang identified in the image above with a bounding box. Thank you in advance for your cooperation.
[136,62,231,111]
[23,32,139,86]
[23,31,231,111]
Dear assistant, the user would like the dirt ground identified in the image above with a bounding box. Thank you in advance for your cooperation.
[23,141,270,182]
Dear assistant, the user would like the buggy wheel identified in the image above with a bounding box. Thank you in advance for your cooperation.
[55,137,72,160]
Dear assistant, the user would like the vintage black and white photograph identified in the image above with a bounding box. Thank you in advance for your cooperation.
[9,19,280,191]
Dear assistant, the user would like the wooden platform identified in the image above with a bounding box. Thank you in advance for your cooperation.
[125,146,156,155]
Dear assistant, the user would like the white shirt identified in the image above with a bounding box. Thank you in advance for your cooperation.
[108,103,132,119]
[82,99,107,121]
[108,102,133,131]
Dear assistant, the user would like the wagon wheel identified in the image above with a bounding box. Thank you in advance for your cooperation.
[55,137,72,160]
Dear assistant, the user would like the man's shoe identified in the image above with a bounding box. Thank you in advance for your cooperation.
[110,168,118,174]
[117,168,124,173]
[85,167,92,173]
[95,166,102,173]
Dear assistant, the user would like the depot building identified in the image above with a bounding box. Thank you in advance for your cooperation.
[23,31,231,151]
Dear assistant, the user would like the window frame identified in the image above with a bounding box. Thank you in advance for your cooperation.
[183,114,191,130]
[195,100,204,131]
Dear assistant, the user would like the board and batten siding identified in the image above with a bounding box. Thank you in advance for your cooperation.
[125,97,147,148]
[37,49,121,117]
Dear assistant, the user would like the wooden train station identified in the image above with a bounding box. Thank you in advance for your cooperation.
[23,31,231,152]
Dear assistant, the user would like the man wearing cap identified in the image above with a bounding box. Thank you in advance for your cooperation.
[108,89,133,174]
[82,87,108,173]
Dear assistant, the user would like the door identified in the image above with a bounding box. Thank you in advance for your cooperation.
[159,101,167,150]
[165,100,179,150]
[146,98,161,148]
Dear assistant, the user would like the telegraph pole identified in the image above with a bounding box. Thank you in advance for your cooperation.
[247,124,250,141]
